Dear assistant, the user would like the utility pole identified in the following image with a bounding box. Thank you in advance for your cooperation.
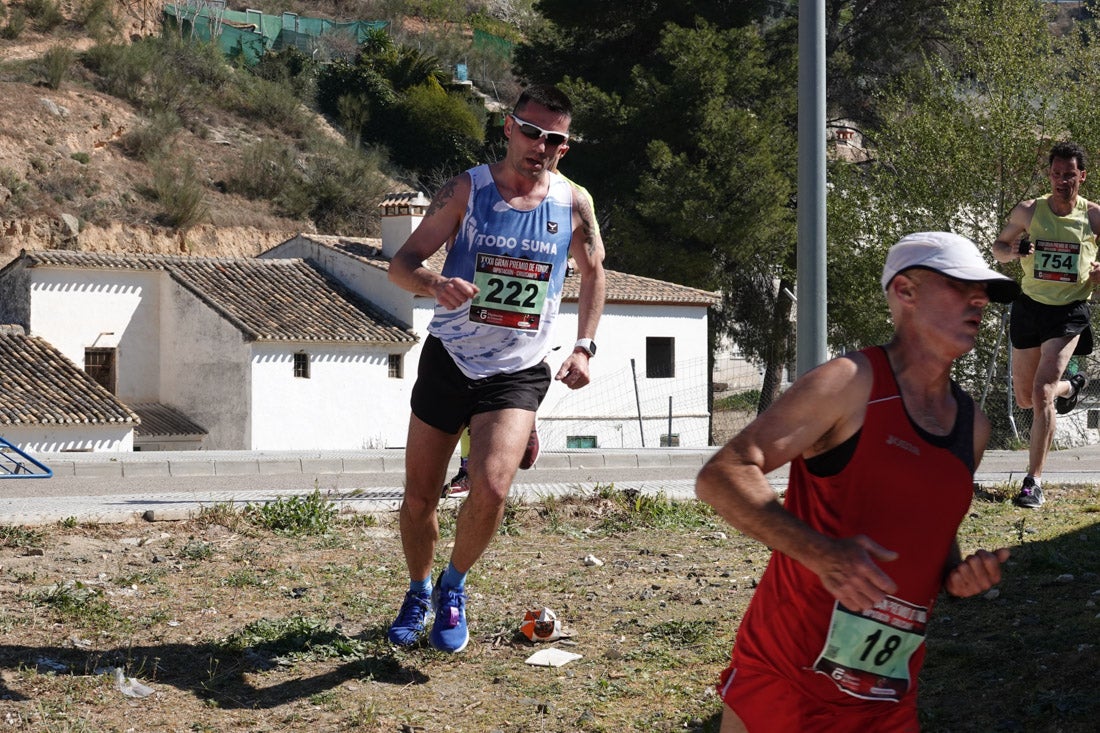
[796,0,828,376]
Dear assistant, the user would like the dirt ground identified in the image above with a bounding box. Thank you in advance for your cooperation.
[0,482,1096,733]
[0,491,752,732]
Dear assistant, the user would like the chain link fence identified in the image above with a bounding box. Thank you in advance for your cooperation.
[979,306,1100,451]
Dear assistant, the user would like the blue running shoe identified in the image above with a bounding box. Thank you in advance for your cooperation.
[430,579,469,653]
[387,589,431,646]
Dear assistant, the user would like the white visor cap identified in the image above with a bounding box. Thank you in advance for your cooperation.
[881,231,1020,303]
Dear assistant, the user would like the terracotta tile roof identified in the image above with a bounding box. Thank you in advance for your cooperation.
[290,234,720,306]
[289,234,451,273]
[130,403,207,438]
[564,268,720,306]
[0,329,139,426]
[20,250,417,345]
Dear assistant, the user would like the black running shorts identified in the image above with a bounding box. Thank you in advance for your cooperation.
[410,335,551,434]
[1009,293,1093,355]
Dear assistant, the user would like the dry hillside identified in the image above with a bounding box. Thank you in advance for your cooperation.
[0,0,355,267]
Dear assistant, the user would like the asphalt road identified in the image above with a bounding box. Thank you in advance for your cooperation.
[0,449,711,525]
[1,446,1099,525]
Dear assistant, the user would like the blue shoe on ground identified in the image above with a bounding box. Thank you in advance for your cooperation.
[387,589,431,646]
[430,578,469,653]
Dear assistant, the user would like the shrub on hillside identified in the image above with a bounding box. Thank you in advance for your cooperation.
[23,0,63,32]
[1,8,26,39]
[119,111,182,162]
[297,145,393,235]
[40,45,74,90]
[221,75,312,138]
[150,156,208,230]
[82,40,160,104]
[225,139,301,202]
[384,82,484,179]
[76,0,120,40]
[251,46,315,98]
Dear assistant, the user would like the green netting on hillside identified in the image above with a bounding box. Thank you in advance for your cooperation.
[472,28,514,59]
[163,4,387,65]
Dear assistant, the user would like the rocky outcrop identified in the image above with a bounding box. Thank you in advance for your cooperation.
[0,217,299,266]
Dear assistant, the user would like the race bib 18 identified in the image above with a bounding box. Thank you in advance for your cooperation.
[812,596,928,702]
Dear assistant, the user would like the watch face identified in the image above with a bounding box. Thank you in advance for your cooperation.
[588,342,597,356]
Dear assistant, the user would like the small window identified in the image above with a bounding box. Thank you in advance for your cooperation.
[567,435,597,449]
[660,434,680,447]
[293,352,310,379]
[84,347,116,394]
[388,353,403,378]
[646,337,675,378]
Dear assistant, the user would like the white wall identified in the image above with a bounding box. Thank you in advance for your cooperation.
[250,343,411,449]
[537,302,712,448]
[393,299,713,449]
[2,425,133,454]
[159,278,252,449]
[29,269,162,402]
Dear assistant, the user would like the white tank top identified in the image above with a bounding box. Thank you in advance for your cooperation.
[428,165,574,379]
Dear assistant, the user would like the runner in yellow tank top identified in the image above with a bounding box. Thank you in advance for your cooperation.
[992,141,1100,508]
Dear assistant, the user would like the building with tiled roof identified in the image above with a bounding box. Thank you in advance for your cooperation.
[264,215,721,450]
[15,251,415,345]
[0,325,138,452]
[263,233,720,307]
[0,247,419,451]
[0,193,722,453]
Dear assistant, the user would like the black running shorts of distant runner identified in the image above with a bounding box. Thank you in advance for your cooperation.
[1009,293,1093,355]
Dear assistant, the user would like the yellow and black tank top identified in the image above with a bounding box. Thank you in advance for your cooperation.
[1022,194,1097,305]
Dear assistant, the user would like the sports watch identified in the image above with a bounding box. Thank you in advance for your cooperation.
[574,338,597,357]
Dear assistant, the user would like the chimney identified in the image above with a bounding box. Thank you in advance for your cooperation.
[379,191,431,258]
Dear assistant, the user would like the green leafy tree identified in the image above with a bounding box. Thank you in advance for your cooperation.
[316,32,482,186]
[826,0,1100,444]
[638,20,798,411]
[823,0,954,128]
[387,46,451,91]
[386,82,484,181]
[518,10,800,409]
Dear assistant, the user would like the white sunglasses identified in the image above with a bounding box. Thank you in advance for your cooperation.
[510,114,570,147]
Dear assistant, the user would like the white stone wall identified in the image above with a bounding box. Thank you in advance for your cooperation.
[159,277,252,450]
[534,302,712,449]
[29,269,162,402]
[2,425,133,454]
[249,342,411,449]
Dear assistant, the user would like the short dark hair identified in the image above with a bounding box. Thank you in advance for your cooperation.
[1049,140,1088,170]
[514,84,573,118]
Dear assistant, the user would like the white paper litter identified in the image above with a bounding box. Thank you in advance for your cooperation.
[112,667,155,698]
[524,648,582,667]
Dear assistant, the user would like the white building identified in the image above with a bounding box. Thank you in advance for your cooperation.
[0,324,137,454]
[0,194,719,452]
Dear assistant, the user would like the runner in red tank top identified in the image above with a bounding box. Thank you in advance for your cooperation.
[697,232,1016,732]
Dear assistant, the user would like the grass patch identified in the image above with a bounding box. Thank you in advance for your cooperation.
[713,389,760,411]
[219,615,367,663]
[0,525,44,548]
[591,484,719,534]
[27,581,116,628]
[246,489,338,536]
